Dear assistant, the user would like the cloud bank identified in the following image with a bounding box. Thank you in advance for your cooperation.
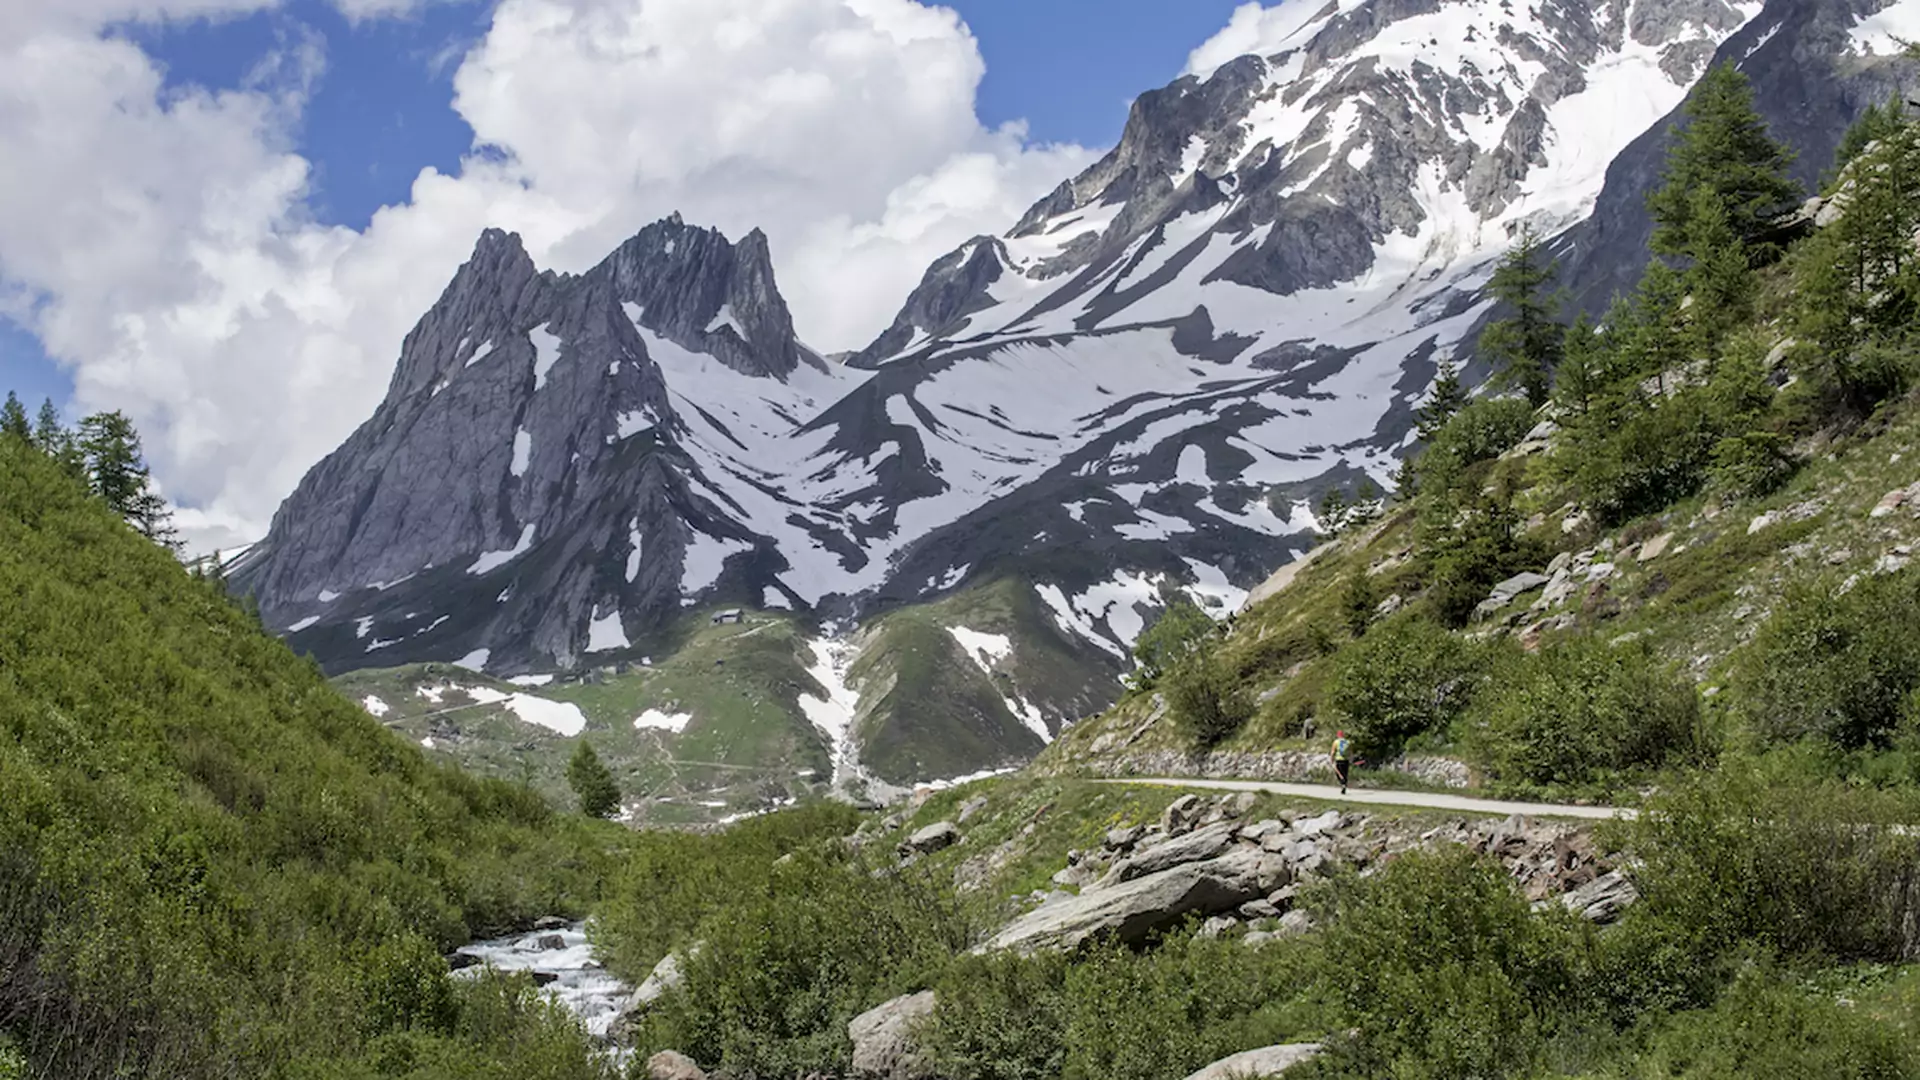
[0,0,1097,551]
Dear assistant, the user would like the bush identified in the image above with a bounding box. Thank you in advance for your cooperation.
[1312,849,1584,1080]
[1164,653,1255,749]
[1323,616,1486,756]
[1131,594,1215,689]
[1423,397,1537,469]
[593,802,861,979]
[1628,770,1920,967]
[1633,964,1920,1080]
[928,932,1324,1080]
[1563,388,1718,525]
[1468,638,1704,789]
[633,848,971,1079]
[1736,573,1920,749]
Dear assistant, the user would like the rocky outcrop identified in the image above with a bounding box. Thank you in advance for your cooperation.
[983,845,1291,953]
[900,822,963,857]
[848,991,938,1080]
[1181,1043,1324,1080]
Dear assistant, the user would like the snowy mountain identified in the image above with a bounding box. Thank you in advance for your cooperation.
[235,0,1918,784]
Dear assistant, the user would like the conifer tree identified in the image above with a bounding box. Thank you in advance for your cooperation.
[1414,360,1468,442]
[1649,62,1800,259]
[1478,225,1562,407]
[78,410,178,549]
[1552,313,1606,418]
[0,392,28,441]
[1681,186,1756,355]
[1626,260,1690,393]
[567,739,621,819]
[32,399,86,482]
[1830,97,1907,182]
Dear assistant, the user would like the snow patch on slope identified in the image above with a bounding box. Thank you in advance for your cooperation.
[530,325,563,391]
[1852,1,1920,55]
[947,627,1013,673]
[469,524,537,575]
[586,607,629,653]
[635,709,693,733]
[799,637,866,789]
[511,429,532,477]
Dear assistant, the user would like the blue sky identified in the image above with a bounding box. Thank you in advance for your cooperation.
[1,0,1248,415]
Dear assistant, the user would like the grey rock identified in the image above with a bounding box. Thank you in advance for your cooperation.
[632,945,699,1010]
[848,991,938,1080]
[534,934,566,951]
[1238,819,1287,845]
[1239,898,1282,920]
[1110,821,1242,882]
[1490,572,1552,602]
[531,915,569,931]
[1161,794,1203,836]
[957,796,990,824]
[1561,871,1640,924]
[1181,1043,1324,1080]
[1242,930,1279,949]
[1196,915,1240,940]
[1276,909,1317,937]
[1294,810,1343,838]
[901,822,962,857]
[646,1050,707,1080]
[1105,824,1147,850]
[983,847,1290,953]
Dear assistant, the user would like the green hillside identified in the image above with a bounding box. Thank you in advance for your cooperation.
[0,435,619,1079]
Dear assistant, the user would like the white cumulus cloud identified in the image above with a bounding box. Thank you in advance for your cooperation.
[1184,0,1331,79]
[0,0,1103,554]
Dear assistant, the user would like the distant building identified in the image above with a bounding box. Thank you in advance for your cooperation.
[712,609,744,625]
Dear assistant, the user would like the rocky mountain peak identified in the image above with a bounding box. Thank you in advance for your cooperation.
[603,216,809,379]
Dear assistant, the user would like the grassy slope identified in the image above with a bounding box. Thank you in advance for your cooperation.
[0,436,618,1078]
[336,611,834,824]
[851,576,1124,785]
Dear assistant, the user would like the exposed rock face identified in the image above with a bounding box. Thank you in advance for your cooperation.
[983,846,1291,953]
[848,991,938,1080]
[1554,0,1920,326]
[900,822,963,856]
[231,217,826,675]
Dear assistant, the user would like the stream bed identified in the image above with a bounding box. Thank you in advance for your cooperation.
[452,923,633,1047]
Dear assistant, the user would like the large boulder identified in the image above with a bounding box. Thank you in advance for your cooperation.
[983,847,1289,953]
[1181,1043,1324,1080]
[1109,821,1241,882]
[900,822,962,857]
[631,947,693,1010]
[646,1051,707,1080]
[849,990,938,1080]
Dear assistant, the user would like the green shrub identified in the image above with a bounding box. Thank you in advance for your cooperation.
[1633,963,1920,1079]
[1312,848,1584,1080]
[1323,615,1486,756]
[1131,594,1216,689]
[1468,638,1704,789]
[633,848,971,1079]
[593,801,861,979]
[1628,770,1920,966]
[927,951,1072,1080]
[1563,388,1718,525]
[1737,573,1920,749]
[1164,653,1256,749]
[1424,397,1537,468]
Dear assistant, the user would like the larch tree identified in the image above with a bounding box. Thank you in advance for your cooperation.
[1479,225,1563,407]
[1648,62,1800,260]
[567,739,622,820]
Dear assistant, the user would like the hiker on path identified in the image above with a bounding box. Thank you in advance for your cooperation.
[1331,731,1353,794]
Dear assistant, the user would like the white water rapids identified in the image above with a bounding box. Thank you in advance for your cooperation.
[452,923,633,1050]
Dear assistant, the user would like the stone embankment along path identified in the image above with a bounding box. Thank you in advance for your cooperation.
[1099,777,1637,822]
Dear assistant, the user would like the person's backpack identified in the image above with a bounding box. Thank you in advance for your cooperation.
[1334,737,1351,760]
